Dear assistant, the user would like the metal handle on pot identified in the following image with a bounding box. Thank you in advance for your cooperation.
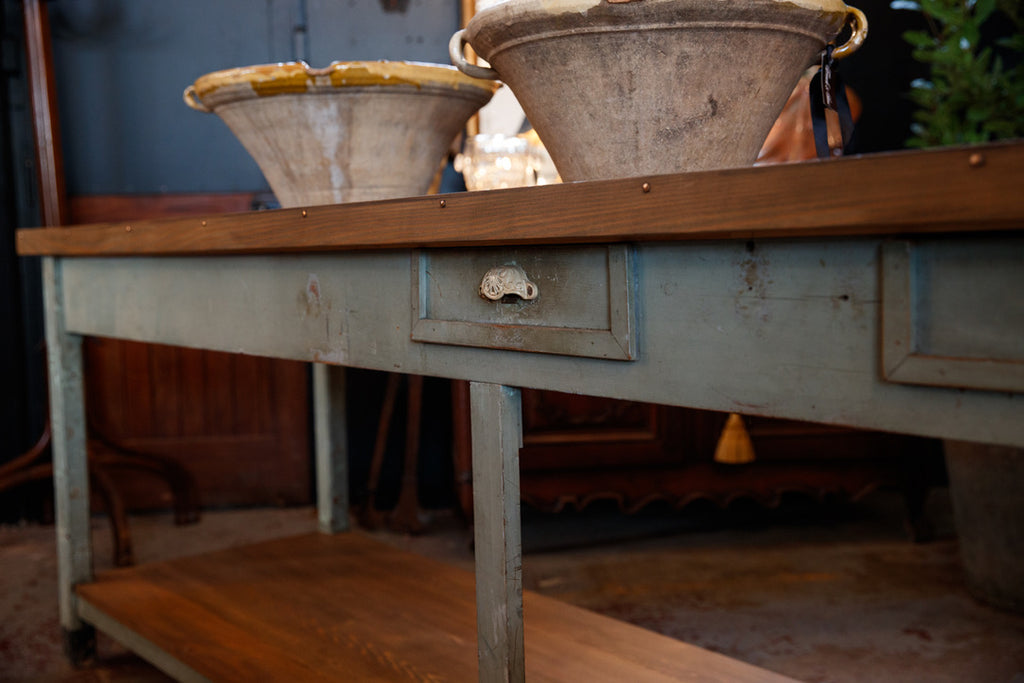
[182,85,212,113]
[831,6,867,60]
[449,29,500,80]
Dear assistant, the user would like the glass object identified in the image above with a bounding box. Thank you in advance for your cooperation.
[455,134,532,190]
[455,132,561,191]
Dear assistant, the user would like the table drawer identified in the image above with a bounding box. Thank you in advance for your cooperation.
[881,238,1024,392]
[411,245,636,360]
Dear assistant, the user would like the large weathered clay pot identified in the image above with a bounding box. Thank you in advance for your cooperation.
[184,61,498,207]
[944,441,1024,612]
[451,0,866,181]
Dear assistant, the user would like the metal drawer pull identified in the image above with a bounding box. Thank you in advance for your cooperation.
[479,264,538,302]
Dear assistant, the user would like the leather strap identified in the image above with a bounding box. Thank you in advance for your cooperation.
[810,45,855,158]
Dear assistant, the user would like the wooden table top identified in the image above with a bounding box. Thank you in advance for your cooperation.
[17,141,1024,258]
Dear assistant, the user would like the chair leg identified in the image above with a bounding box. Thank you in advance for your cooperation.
[359,372,402,529]
[87,432,201,526]
[390,375,425,534]
[87,464,134,566]
[0,462,55,501]
[0,422,51,479]
[0,460,133,567]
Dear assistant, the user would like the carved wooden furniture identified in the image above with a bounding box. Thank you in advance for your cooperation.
[17,143,1024,681]
[452,385,944,539]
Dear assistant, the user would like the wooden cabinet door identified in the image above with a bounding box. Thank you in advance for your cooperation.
[72,194,311,511]
[451,380,942,526]
[518,389,689,470]
[85,339,310,510]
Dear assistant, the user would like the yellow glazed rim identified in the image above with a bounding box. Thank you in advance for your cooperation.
[472,0,854,18]
[185,60,500,112]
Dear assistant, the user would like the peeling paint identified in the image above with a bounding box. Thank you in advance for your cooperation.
[734,250,774,334]
[311,348,347,365]
[739,254,772,299]
[304,274,322,317]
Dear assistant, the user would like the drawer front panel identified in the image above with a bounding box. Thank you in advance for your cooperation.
[412,245,636,360]
[881,238,1024,392]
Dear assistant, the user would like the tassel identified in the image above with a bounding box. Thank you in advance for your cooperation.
[713,413,756,465]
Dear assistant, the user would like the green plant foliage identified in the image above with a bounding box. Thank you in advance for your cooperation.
[891,0,1024,147]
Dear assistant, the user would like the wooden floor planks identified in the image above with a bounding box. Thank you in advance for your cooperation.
[76,532,798,682]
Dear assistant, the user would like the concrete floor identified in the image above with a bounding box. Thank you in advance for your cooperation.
[2,490,1023,682]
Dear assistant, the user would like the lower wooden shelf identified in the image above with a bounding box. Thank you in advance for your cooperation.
[76,532,797,682]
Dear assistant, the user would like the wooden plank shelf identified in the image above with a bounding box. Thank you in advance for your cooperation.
[76,532,797,683]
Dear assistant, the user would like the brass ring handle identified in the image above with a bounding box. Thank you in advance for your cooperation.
[832,6,868,60]
[182,85,212,113]
[449,29,500,81]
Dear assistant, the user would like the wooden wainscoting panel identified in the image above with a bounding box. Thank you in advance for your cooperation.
[84,339,311,510]
[73,194,311,511]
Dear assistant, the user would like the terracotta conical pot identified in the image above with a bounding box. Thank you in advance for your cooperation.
[184,61,498,207]
[451,0,866,181]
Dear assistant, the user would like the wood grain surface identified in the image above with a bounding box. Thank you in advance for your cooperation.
[18,142,1024,257]
[76,533,799,682]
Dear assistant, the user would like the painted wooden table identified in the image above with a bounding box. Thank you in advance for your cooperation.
[17,142,1024,682]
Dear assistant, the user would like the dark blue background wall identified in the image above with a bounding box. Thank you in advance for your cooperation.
[48,0,461,195]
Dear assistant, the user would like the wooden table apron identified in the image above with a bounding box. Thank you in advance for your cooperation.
[21,144,1024,682]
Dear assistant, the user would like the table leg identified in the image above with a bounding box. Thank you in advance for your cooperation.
[42,257,95,662]
[313,364,350,534]
[469,382,525,683]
